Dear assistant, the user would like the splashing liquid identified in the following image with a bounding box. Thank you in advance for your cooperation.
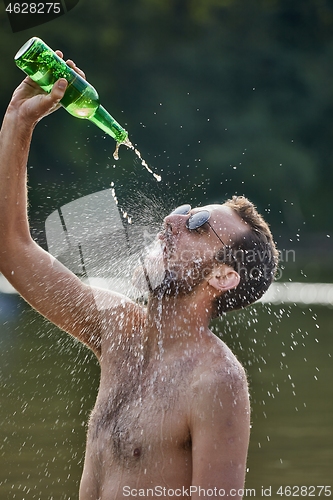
[110,181,132,224]
[113,139,162,183]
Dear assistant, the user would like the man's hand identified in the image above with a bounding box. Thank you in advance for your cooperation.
[8,51,86,127]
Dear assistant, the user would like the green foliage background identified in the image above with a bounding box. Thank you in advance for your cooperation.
[1,0,333,269]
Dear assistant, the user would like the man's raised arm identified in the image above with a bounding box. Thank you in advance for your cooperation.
[0,68,133,356]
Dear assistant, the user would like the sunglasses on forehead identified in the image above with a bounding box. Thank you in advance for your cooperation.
[170,204,227,247]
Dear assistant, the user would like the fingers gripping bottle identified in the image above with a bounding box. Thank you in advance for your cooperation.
[14,37,129,145]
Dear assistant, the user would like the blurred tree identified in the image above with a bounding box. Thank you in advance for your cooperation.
[1,0,333,235]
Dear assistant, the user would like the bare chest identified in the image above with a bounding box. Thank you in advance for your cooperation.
[87,357,192,468]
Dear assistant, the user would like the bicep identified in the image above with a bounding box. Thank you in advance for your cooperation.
[190,369,250,498]
[2,239,129,355]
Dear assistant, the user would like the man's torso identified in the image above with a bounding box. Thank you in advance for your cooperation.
[79,324,199,499]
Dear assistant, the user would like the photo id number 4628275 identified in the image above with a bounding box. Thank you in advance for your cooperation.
[275,485,331,496]
[5,2,61,14]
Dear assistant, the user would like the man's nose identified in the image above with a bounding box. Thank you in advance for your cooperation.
[163,213,188,235]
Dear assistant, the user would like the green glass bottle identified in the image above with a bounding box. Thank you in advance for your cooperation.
[14,37,129,144]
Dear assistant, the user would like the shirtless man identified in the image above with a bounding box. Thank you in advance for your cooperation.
[0,57,278,499]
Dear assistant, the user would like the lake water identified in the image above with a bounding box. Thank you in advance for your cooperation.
[0,294,332,499]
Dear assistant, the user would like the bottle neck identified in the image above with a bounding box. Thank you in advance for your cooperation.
[89,105,128,143]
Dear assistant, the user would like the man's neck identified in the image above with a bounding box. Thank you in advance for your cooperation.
[142,284,215,356]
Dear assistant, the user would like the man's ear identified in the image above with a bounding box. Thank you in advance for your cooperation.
[208,266,240,292]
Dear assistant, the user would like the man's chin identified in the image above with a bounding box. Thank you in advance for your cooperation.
[132,264,183,297]
[133,266,202,300]
[132,243,206,297]
[132,260,167,294]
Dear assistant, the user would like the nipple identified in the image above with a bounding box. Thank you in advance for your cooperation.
[133,447,141,457]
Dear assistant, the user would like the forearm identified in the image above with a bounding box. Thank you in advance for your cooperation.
[0,77,67,268]
[0,108,34,251]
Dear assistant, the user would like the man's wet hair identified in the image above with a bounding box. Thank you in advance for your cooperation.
[213,195,279,316]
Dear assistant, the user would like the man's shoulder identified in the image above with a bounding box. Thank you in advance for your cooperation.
[98,294,146,350]
[191,334,248,397]
[189,336,249,427]
[99,292,146,325]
